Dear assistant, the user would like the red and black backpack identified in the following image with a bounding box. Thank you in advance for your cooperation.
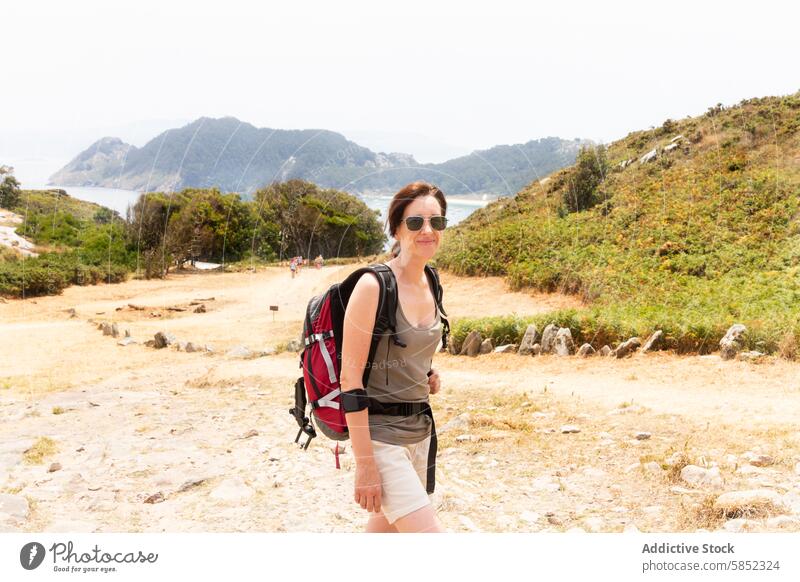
[289,263,449,489]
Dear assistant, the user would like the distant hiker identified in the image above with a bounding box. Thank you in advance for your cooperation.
[315,254,324,269]
[341,181,449,532]
[290,258,297,278]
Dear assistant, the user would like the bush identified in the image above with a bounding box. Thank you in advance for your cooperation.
[562,145,608,212]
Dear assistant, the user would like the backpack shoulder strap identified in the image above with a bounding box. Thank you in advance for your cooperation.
[356,263,406,388]
[424,264,447,316]
[424,264,451,351]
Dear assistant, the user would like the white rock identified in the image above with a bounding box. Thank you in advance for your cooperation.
[643,461,663,475]
[766,516,799,529]
[723,454,738,468]
[209,477,254,502]
[440,413,471,434]
[680,465,723,488]
[0,494,29,519]
[560,425,580,434]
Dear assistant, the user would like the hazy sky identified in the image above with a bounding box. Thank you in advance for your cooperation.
[2,0,797,173]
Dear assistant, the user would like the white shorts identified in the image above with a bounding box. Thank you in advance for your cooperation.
[370,436,433,524]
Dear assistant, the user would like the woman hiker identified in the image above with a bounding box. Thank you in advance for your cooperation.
[340,181,449,533]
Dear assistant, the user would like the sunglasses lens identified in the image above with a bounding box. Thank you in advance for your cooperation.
[406,216,424,231]
[430,216,447,230]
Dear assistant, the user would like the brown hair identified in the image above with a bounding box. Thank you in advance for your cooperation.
[385,181,447,257]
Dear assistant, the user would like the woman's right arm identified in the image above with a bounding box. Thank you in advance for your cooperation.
[340,272,382,513]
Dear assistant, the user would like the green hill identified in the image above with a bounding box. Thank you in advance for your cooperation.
[436,92,800,356]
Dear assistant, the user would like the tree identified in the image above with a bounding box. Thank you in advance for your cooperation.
[0,165,21,208]
[253,179,385,259]
[563,145,608,213]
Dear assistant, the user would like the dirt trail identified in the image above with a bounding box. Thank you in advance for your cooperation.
[1,263,798,533]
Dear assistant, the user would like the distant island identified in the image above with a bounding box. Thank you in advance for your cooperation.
[49,117,589,197]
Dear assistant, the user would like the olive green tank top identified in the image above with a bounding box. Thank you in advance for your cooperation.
[367,292,442,446]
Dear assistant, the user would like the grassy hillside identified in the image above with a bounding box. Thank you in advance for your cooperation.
[436,92,800,356]
[1,190,131,297]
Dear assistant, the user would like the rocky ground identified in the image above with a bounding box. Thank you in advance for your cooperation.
[1,263,799,532]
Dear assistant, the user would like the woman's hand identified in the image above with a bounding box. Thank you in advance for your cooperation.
[428,368,441,395]
[354,457,382,513]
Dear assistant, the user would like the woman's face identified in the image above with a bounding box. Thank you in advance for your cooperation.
[395,195,445,260]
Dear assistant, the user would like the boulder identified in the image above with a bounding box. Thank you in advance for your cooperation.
[153,331,176,349]
[540,324,558,354]
[226,345,253,359]
[479,338,494,354]
[518,324,539,355]
[440,413,471,434]
[639,148,658,164]
[599,345,613,357]
[719,324,747,360]
[532,343,542,356]
[614,337,641,358]
[447,338,460,355]
[101,323,112,336]
[641,330,664,353]
[554,328,575,356]
[680,465,723,489]
[576,343,595,357]
[117,337,137,346]
[494,344,518,354]
[111,323,119,338]
[737,350,765,363]
[459,330,482,357]
[713,489,785,516]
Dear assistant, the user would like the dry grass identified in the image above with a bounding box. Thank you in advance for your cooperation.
[681,495,787,530]
[778,331,797,361]
[23,437,58,464]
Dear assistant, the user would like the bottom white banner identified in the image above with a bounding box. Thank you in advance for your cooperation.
[1,533,797,581]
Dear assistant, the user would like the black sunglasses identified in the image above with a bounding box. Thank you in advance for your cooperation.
[404,215,448,231]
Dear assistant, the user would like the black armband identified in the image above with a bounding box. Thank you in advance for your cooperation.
[341,389,370,413]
